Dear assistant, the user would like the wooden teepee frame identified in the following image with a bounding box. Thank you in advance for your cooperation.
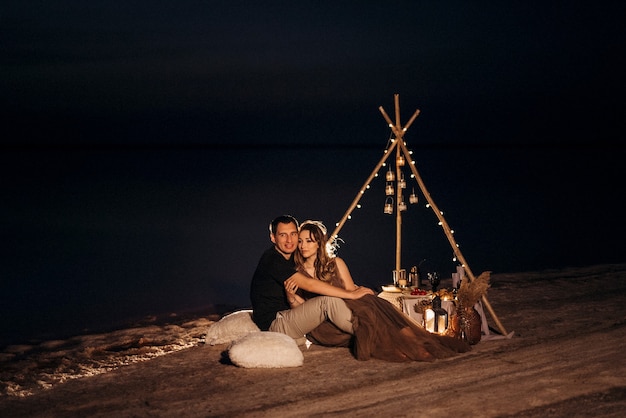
[331,94,508,336]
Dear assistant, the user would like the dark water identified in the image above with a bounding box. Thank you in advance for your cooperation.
[1,145,623,347]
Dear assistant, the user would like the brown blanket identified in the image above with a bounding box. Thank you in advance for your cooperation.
[307,294,470,362]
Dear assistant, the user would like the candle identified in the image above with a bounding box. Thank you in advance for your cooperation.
[437,314,447,333]
[424,309,435,333]
[452,273,460,288]
[394,269,407,287]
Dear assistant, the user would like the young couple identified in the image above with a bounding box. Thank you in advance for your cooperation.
[250,215,470,362]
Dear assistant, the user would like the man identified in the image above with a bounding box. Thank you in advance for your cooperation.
[250,215,373,342]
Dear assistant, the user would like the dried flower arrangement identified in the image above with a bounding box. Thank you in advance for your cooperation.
[457,271,491,307]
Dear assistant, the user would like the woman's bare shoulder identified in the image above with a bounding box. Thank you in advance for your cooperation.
[333,256,347,266]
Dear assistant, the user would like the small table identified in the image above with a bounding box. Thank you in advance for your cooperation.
[378,288,494,339]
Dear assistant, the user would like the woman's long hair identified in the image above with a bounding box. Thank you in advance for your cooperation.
[295,220,339,284]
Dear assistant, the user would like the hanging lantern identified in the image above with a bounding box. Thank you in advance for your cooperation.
[409,188,419,204]
[398,194,407,211]
[384,197,393,214]
[386,167,395,182]
[385,182,394,196]
[399,173,406,189]
[397,155,405,166]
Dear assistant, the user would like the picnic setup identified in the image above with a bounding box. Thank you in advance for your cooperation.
[206,94,513,369]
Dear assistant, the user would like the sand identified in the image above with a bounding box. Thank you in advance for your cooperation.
[1,263,625,417]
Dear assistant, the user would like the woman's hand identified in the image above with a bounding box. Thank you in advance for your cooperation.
[346,286,375,299]
[284,277,304,307]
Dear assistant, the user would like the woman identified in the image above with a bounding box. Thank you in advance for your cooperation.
[287,220,470,362]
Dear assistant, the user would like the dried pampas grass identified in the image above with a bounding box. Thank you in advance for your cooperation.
[458,271,491,307]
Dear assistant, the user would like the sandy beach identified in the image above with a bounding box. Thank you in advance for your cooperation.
[1,263,625,417]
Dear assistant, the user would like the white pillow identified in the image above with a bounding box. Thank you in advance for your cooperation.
[228,332,304,368]
[205,310,260,346]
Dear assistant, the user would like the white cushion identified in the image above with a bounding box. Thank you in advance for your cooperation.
[205,310,260,346]
[228,332,304,368]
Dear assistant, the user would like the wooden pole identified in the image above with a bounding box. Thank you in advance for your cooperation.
[395,139,402,273]
[394,94,402,274]
[397,139,508,336]
[379,94,421,277]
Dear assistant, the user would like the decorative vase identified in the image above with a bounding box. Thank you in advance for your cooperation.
[461,306,482,345]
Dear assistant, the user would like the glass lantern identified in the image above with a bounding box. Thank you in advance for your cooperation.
[384,197,393,214]
[386,167,395,182]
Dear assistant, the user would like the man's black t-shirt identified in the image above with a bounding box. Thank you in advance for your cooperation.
[249,246,296,330]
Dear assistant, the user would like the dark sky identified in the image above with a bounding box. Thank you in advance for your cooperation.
[1,2,625,343]
[4,2,623,147]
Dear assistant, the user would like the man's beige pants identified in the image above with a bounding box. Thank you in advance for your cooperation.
[269,296,353,341]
